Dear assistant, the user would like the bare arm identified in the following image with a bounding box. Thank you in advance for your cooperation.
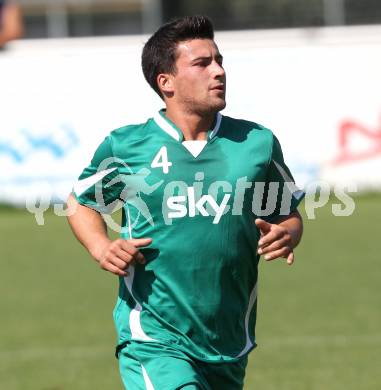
[255,210,303,265]
[67,194,151,276]
[0,3,24,47]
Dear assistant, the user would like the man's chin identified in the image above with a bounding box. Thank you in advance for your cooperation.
[210,97,226,111]
[194,99,226,115]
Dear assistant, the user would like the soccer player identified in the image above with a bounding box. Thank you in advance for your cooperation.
[67,15,304,390]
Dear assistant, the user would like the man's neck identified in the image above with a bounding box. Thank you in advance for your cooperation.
[165,107,216,141]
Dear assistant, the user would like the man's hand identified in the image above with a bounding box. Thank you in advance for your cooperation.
[255,213,303,265]
[97,238,153,277]
[66,194,153,277]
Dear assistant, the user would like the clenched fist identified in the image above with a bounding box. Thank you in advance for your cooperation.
[97,238,153,276]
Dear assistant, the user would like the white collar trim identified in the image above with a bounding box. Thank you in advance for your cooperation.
[153,111,223,141]
[182,140,207,158]
[153,112,180,141]
[209,112,222,139]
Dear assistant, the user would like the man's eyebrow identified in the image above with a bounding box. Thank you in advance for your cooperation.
[191,54,224,62]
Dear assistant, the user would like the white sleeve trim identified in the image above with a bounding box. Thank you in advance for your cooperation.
[73,167,117,197]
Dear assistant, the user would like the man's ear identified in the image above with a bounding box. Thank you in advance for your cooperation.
[157,73,174,95]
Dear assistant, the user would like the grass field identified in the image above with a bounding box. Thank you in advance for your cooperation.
[1,194,380,389]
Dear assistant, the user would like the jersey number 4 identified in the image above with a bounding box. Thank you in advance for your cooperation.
[151,146,172,174]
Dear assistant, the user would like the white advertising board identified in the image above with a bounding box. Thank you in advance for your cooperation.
[0,25,380,205]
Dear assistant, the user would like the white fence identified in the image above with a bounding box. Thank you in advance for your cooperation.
[1,25,381,205]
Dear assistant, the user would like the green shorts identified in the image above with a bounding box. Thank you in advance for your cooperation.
[118,342,248,390]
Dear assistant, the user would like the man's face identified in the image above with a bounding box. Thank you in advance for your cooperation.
[170,39,226,114]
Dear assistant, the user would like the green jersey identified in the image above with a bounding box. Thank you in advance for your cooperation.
[73,110,303,363]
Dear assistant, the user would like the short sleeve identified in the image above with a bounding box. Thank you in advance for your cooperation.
[72,136,125,213]
[260,135,304,222]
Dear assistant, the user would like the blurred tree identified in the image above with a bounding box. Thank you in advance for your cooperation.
[162,0,324,30]
[16,0,381,39]
[162,0,233,29]
[345,0,381,25]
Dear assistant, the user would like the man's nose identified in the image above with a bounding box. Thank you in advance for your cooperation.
[212,61,225,78]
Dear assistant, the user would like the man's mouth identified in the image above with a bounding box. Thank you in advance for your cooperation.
[210,84,225,91]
